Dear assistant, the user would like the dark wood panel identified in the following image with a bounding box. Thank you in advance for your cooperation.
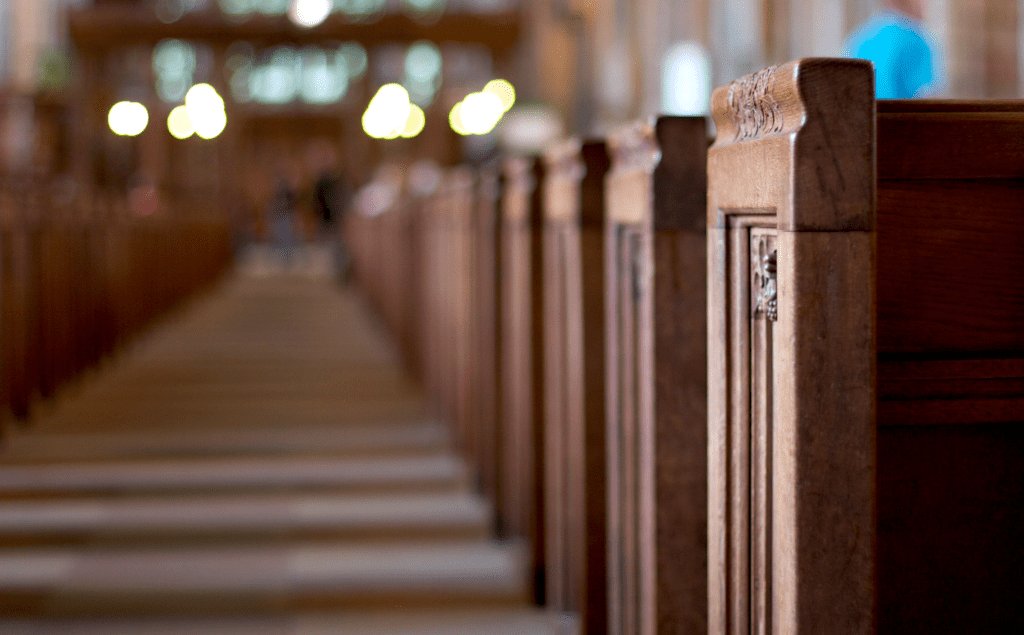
[71,7,521,49]
[878,100,1024,113]
[652,231,707,635]
[878,112,1024,180]
[877,180,1024,354]
[878,423,1024,633]
[653,118,709,232]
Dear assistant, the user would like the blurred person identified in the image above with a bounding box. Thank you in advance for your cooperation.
[313,169,341,236]
[267,172,298,266]
[844,0,943,98]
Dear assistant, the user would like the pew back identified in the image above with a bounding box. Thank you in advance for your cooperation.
[605,116,708,635]
[542,139,610,634]
[709,58,1024,635]
[473,163,504,523]
[501,156,547,602]
[874,99,1024,633]
[707,59,876,635]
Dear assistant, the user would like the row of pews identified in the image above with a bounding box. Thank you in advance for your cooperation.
[0,182,233,428]
[348,58,1024,634]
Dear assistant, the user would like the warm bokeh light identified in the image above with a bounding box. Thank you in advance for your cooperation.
[194,107,228,139]
[448,101,469,136]
[362,84,412,139]
[108,101,149,136]
[185,83,225,114]
[483,79,516,112]
[167,105,195,139]
[459,91,504,134]
[184,83,227,139]
[288,0,331,28]
[401,104,426,138]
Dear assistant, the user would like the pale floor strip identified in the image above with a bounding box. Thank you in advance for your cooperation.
[0,454,468,496]
[0,421,448,463]
[1,609,576,635]
[0,491,490,539]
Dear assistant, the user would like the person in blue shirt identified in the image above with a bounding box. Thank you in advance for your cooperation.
[844,0,943,98]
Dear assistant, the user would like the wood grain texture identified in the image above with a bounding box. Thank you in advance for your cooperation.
[708,58,876,635]
[473,162,504,532]
[709,58,875,232]
[605,117,708,635]
[500,156,547,605]
[874,99,1024,632]
[542,139,610,635]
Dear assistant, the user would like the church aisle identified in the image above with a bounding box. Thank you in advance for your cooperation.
[0,267,568,634]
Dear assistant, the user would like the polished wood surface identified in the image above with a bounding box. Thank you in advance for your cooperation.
[874,99,1024,634]
[473,163,505,530]
[542,139,611,634]
[707,58,876,635]
[501,157,548,604]
[710,58,1024,634]
[605,116,708,635]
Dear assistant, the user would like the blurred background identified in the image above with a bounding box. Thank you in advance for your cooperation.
[0,0,1020,231]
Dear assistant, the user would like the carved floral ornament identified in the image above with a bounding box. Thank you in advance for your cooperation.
[753,239,778,322]
[726,65,785,142]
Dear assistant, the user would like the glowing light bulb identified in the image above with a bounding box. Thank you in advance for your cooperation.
[108,101,149,136]
[401,104,426,138]
[167,105,194,139]
[483,79,516,112]
[288,0,331,28]
[459,91,504,134]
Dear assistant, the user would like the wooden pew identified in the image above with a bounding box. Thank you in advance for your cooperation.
[604,117,708,635]
[541,139,611,632]
[420,170,475,448]
[0,178,231,432]
[447,168,477,469]
[473,161,505,523]
[707,58,876,635]
[708,58,1024,634]
[501,156,547,603]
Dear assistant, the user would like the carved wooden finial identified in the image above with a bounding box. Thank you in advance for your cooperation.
[725,64,785,142]
[608,120,659,175]
[709,58,875,231]
[543,137,585,182]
